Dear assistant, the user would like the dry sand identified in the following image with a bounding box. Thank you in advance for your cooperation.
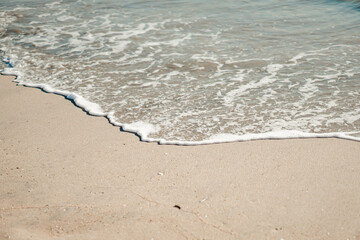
[1,74,360,240]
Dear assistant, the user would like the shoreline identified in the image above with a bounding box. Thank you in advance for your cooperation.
[1,74,360,145]
[1,74,360,239]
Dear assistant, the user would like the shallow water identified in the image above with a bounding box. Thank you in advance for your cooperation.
[1,0,359,144]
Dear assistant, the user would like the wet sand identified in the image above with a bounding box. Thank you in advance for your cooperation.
[1,74,359,240]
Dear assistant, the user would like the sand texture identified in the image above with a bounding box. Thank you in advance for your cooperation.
[1,75,360,240]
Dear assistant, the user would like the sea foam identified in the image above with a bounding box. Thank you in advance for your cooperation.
[1,0,359,145]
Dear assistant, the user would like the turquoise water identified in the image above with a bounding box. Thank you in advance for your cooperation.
[1,0,360,144]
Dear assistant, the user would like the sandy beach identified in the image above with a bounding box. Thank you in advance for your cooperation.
[1,74,359,239]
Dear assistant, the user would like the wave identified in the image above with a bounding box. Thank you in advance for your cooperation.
[1,0,360,145]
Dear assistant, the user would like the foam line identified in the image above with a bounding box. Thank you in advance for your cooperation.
[2,67,106,117]
[157,131,360,146]
[2,69,360,145]
[1,1,359,145]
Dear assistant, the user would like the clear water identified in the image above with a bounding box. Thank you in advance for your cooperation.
[1,0,360,144]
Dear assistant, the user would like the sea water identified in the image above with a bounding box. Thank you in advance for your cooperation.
[0,0,359,144]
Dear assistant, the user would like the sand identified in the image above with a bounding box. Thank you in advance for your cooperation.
[1,74,359,240]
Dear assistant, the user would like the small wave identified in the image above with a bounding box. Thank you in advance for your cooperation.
[0,0,359,145]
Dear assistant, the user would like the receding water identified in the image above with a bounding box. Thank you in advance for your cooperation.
[1,0,359,144]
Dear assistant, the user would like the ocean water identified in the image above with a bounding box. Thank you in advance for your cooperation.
[0,0,359,144]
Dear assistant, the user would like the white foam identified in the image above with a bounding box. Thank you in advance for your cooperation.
[66,93,105,116]
[111,41,130,53]
[45,2,60,8]
[158,130,360,145]
[122,121,160,141]
[4,70,106,117]
[223,64,282,106]
[38,13,51,18]
[143,33,192,47]
[266,64,283,74]
[223,71,246,106]
[1,0,359,145]
[298,78,319,102]
[2,54,360,146]
[289,52,308,63]
[340,112,360,124]
[57,16,78,22]
[118,22,159,40]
